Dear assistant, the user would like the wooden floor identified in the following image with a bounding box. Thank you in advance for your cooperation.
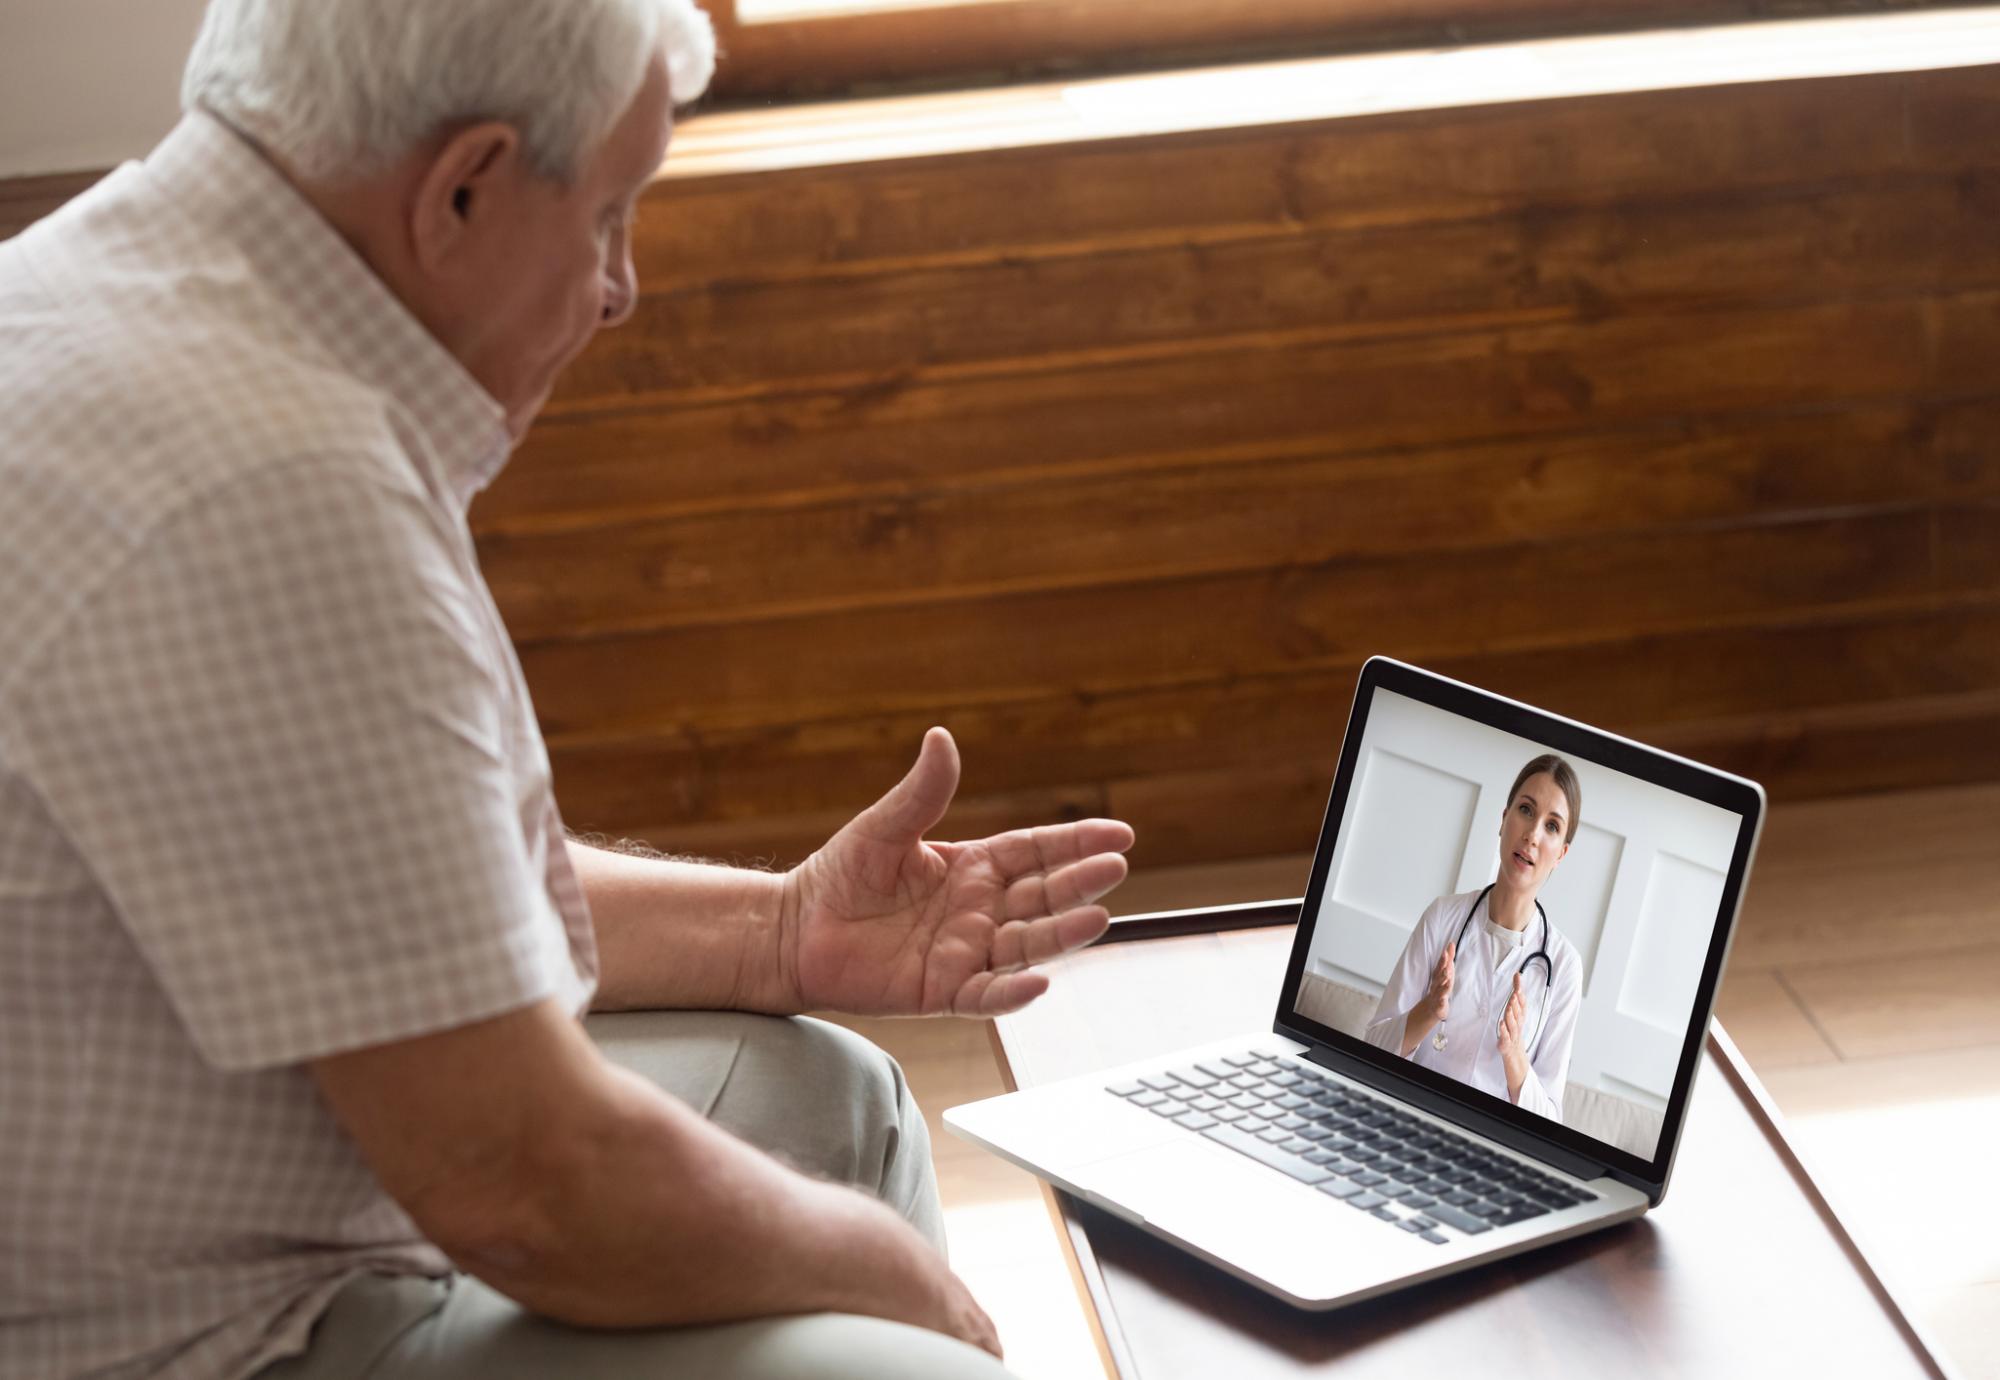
[821,780,2000,1380]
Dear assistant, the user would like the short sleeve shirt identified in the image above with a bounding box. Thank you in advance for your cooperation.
[0,114,598,1380]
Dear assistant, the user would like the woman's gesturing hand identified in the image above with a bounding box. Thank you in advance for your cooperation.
[1497,972,1532,1102]
[1400,941,1456,1055]
[1421,941,1456,1028]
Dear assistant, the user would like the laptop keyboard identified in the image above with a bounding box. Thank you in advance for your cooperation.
[1106,1050,1598,1244]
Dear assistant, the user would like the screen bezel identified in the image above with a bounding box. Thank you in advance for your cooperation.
[1273,656,1765,1192]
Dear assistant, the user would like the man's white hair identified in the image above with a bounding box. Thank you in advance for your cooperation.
[182,0,716,183]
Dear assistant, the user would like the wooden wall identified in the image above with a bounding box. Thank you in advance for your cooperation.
[7,62,1997,873]
[484,61,2000,870]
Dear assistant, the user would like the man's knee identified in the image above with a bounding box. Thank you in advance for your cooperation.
[713,1015,920,1185]
[588,1009,926,1199]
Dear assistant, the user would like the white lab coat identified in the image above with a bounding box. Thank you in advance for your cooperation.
[1363,887,1583,1123]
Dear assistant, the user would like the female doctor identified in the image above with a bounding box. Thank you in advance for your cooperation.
[1363,754,1586,1122]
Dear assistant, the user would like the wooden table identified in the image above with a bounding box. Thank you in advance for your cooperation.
[989,903,1960,1380]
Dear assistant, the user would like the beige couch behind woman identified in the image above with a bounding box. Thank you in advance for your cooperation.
[1293,972,1664,1160]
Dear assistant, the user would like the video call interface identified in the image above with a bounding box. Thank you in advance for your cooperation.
[1292,688,1746,1164]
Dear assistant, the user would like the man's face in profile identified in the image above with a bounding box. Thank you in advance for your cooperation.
[448,46,673,440]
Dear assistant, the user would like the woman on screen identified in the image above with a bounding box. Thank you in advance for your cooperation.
[1363,754,1586,1122]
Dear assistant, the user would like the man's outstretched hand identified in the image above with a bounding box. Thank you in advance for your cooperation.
[776,728,1135,1019]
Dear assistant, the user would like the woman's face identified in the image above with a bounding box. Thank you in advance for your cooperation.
[1499,771,1571,897]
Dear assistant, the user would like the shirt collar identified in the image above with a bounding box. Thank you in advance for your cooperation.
[144,112,512,509]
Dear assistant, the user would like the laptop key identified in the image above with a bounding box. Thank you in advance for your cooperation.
[1221,1053,1260,1068]
[1371,1206,1401,1222]
[1397,1218,1427,1234]
[1346,1192,1386,1211]
[1257,1127,1291,1144]
[1200,1124,1335,1185]
[1189,1096,1223,1113]
[1150,1100,1188,1118]
[1194,1061,1236,1080]
[1424,1203,1493,1235]
[1404,1195,1438,1210]
[1211,1107,1246,1123]
[1351,1171,1387,1187]
[1317,1176,1363,1199]
[1304,1149,1339,1165]
[1420,1230,1450,1245]
[1174,1112,1218,1131]
[1139,1075,1179,1092]
[1128,1091,1167,1108]
[1107,1082,1144,1097]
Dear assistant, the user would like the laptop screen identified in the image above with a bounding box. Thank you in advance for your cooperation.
[1282,665,1761,1176]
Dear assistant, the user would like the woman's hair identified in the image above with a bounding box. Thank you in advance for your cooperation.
[181,0,717,184]
[1506,754,1582,844]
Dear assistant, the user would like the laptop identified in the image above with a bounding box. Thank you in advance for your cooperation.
[944,656,1765,1310]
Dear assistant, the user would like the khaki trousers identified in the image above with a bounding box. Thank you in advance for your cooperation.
[255,1011,1015,1380]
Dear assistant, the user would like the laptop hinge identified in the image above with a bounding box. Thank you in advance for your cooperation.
[1293,1041,1609,1181]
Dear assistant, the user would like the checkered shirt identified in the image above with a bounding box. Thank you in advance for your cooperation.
[0,112,599,1380]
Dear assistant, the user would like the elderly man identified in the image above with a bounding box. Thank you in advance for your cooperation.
[0,2,1134,1377]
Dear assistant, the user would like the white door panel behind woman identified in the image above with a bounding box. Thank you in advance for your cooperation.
[1308,690,1739,1111]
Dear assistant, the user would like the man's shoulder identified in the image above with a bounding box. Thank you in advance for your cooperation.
[2,189,406,498]
[0,171,423,543]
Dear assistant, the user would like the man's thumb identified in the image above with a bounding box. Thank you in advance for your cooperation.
[863,727,960,842]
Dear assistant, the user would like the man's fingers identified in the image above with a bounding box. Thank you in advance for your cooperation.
[991,906,1111,971]
[983,818,1135,881]
[1002,853,1129,921]
[954,968,1054,1018]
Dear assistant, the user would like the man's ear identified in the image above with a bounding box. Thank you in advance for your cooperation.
[409,122,521,273]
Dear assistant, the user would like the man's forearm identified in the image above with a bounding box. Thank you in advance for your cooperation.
[443,1054,963,1337]
[567,838,795,1013]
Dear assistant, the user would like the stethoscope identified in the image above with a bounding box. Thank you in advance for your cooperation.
[1431,883,1555,1058]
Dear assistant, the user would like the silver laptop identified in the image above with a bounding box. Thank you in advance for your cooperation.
[945,656,1765,1310]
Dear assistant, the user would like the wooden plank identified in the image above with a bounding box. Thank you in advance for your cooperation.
[587,682,2000,871]
[643,66,1998,287]
[584,173,2000,398]
[546,250,1968,417]
[478,401,1999,639]
[1782,944,2000,1059]
[545,596,2000,832]
[599,782,1110,868]
[493,292,1977,530]
[515,505,1969,737]
[1710,969,1843,1070]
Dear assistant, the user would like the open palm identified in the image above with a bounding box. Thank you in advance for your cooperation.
[777,729,1135,1017]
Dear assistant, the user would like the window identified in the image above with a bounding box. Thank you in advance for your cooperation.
[702,0,1892,103]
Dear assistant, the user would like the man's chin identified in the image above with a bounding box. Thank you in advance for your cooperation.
[505,386,557,445]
